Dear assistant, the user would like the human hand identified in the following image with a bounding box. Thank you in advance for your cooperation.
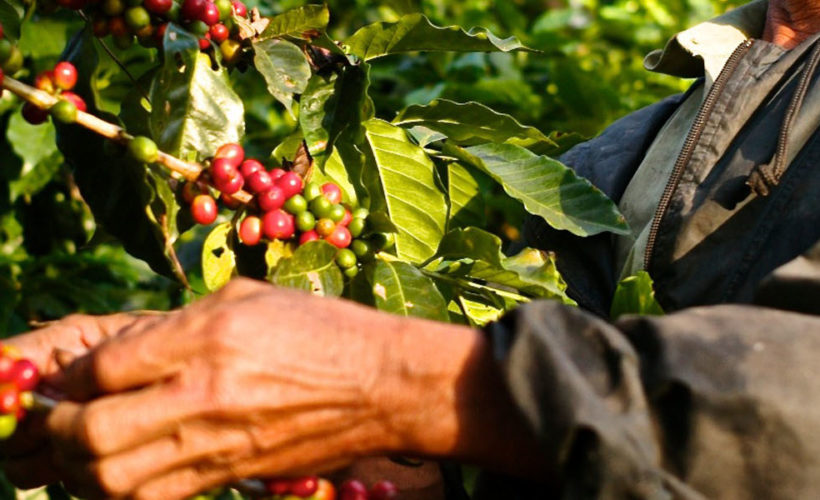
[47,279,408,499]
[2,312,163,489]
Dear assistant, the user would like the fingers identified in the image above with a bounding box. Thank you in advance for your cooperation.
[47,383,203,457]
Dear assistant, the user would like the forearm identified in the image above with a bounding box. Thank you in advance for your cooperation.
[372,315,551,481]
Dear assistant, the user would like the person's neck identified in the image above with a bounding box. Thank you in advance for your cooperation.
[764,0,820,49]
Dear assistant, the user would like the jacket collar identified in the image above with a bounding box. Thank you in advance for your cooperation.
[644,0,768,84]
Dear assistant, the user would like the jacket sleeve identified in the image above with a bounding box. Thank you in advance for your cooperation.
[482,241,820,499]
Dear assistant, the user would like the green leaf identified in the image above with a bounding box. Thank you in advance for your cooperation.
[394,99,557,150]
[202,223,236,292]
[6,111,62,201]
[0,0,20,41]
[446,143,629,237]
[150,25,244,159]
[610,271,665,320]
[371,260,448,321]
[345,14,534,61]
[299,64,371,163]
[447,162,486,230]
[271,240,344,297]
[362,119,447,263]
[458,293,507,327]
[258,4,330,40]
[433,227,574,303]
[252,38,311,117]
[264,239,295,278]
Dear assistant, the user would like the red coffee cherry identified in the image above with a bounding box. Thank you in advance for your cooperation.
[199,2,220,25]
[327,225,352,248]
[10,360,39,392]
[181,181,206,203]
[108,17,129,37]
[266,478,291,495]
[239,216,262,246]
[209,23,229,43]
[144,0,172,14]
[220,192,242,209]
[291,476,319,497]
[154,23,168,43]
[0,384,19,415]
[370,480,399,500]
[210,158,238,184]
[0,356,15,383]
[321,183,343,204]
[0,22,4,39]
[339,480,368,500]
[199,35,211,51]
[60,92,87,112]
[34,71,56,94]
[258,185,286,212]
[339,208,353,227]
[191,194,218,225]
[22,103,49,125]
[214,143,244,167]
[299,230,320,245]
[181,0,206,20]
[277,172,303,199]
[262,210,295,240]
[270,168,286,181]
[53,62,78,91]
[231,0,246,16]
[246,170,274,194]
[240,159,264,178]
[214,171,243,195]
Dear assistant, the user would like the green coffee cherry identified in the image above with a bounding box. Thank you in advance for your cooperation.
[296,211,316,232]
[348,218,366,238]
[0,39,12,64]
[284,194,308,214]
[329,204,346,223]
[336,249,357,269]
[125,6,151,29]
[344,266,359,279]
[215,0,232,19]
[0,414,17,440]
[372,232,395,251]
[1,46,23,75]
[351,239,372,259]
[352,207,369,220]
[129,136,159,163]
[51,100,78,124]
[303,182,322,201]
[310,197,333,219]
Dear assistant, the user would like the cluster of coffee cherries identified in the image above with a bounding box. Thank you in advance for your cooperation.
[181,142,379,278]
[54,0,246,60]
[0,22,24,85]
[0,344,41,440]
[21,61,88,126]
[263,476,398,500]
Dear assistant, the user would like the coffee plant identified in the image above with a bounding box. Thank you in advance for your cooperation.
[0,0,744,498]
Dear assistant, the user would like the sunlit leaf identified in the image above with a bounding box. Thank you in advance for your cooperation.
[371,260,448,321]
[202,223,236,292]
[610,271,665,320]
[271,240,344,297]
[252,38,311,116]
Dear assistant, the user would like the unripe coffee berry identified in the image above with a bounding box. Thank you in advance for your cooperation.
[336,249,357,269]
[283,194,307,214]
[321,183,343,204]
[328,204,346,223]
[262,210,295,240]
[220,39,242,64]
[191,194,218,225]
[246,170,274,194]
[258,185,286,212]
[299,230,320,245]
[316,218,335,237]
[124,6,151,29]
[0,414,16,440]
[348,218,366,238]
[278,172,303,199]
[351,239,372,259]
[352,207,369,220]
[327,225,352,248]
[129,136,159,163]
[50,100,77,124]
[303,182,322,201]
[215,0,232,18]
[60,92,87,112]
[344,266,359,279]
[239,216,262,246]
[34,71,56,94]
[240,159,264,178]
[296,211,316,232]
[310,197,333,219]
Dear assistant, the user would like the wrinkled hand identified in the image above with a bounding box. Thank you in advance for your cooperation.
[2,312,162,489]
[47,279,411,500]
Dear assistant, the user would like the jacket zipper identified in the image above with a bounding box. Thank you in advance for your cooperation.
[643,39,755,271]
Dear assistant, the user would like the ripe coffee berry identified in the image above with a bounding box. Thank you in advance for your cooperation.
[144,0,172,14]
[321,182,343,204]
[239,216,262,246]
[370,480,399,500]
[214,143,244,167]
[129,136,159,163]
[340,209,353,227]
[60,92,88,112]
[214,171,243,195]
[52,62,78,91]
[258,185,286,212]
[0,384,19,415]
[210,23,229,43]
[316,218,336,238]
[210,158,238,184]
[22,103,48,125]
[270,168,286,181]
[266,479,290,495]
[34,71,56,93]
[191,194,218,225]
[231,0,246,16]
[10,360,39,391]
[262,210,295,240]
[339,480,368,500]
[327,225,352,249]
[246,170,274,194]
[240,159,264,178]
[221,192,242,209]
[181,181,206,203]
[299,230,320,245]
[181,0,206,19]
[199,2,220,25]
[198,36,211,51]
[291,476,320,497]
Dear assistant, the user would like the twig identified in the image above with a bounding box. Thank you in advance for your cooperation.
[1,75,253,204]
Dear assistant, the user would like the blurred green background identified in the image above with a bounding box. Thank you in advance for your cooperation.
[0,0,743,336]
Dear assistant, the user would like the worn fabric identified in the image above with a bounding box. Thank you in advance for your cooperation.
[476,2,820,498]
